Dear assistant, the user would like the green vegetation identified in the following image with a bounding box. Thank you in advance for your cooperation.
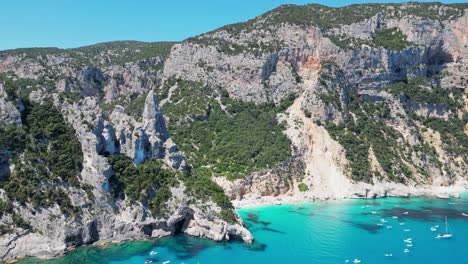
[325,93,411,183]
[188,3,466,55]
[0,41,176,67]
[182,167,232,209]
[385,77,463,111]
[298,182,309,192]
[0,72,55,101]
[125,92,148,121]
[59,91,82,104]
[383,76,465,162]
[372,28,411,51]
[107,154,239,220]
[166,92,293,180]
[423,117,467,161]
[188,37,282,56]
[107,155,179,216]
[328,28,411,50]
[220,209,238,224]
[0,102,83,215]
[73,41,176,65]
[217,3,467,34]
[162,79,213,120]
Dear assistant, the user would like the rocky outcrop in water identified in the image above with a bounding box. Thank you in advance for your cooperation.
[0,3,467,261]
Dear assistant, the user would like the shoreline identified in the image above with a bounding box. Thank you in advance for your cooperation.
[6,187,466,263]
[233,185,468,209]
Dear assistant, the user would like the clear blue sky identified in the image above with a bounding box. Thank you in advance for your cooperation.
[0,0,464,50]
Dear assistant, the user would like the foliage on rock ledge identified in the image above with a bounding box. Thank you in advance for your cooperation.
[164,83,294,180]
[0,101,83,215]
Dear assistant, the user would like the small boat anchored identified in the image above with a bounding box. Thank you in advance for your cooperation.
[404,249,410,253]
[149,251,158,256]
[384,253,393,257]
[403,238,412,243]
[353,259,361,263]
[145,260,152,264]
[436,216,453,239]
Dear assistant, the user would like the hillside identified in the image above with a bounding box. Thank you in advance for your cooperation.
[0,2,467,261]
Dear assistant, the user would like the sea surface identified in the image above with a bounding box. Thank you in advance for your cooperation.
[20,194,468,264]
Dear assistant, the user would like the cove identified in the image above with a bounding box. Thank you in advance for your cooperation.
[19,194,468,264]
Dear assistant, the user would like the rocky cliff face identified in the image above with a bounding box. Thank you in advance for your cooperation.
[1,3,467,261]
[0,43,252,261]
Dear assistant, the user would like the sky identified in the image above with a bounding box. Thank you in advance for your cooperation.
[0,0,464,51]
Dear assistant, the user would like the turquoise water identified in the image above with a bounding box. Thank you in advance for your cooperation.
[21,195,468,264]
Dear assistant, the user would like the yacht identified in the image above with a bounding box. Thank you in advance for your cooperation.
[436,217,453,239]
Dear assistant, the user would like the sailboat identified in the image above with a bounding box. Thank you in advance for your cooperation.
[436,216,453,239]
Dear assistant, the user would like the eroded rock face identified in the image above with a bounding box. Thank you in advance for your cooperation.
[0,59,246,260]
[0,83,22,127]
[107,91,187,169]
[1,3,467,261]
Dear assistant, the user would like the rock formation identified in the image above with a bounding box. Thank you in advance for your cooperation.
[0,3,467,261]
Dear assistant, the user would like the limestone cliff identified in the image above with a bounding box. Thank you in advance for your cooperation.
[0,2,467,261]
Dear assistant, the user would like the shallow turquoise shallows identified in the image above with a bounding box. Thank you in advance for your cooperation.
[20,194,468,264]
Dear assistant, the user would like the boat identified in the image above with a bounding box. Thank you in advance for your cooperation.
[345,260,350,263]
[403,238,412,243]
[380,219,387,223]
[145,260,152,264]
[430,226,437,232]
[384,253,393,257]
[149,251,158,255]
[353,259,361,263]
[371,211,377,214]
[403,229,411,232]
[399,222,405,225]
[392,216,398,219]
[436,216,453,239]
[462,213,468,217]
[403,211,409,215]
[377,223,383,226]
[404,249,410,253]
[386,225,392,229]
[163,261,171,264]
[406,244,413,247]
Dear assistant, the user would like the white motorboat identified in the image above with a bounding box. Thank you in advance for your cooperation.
[403,238,412,243]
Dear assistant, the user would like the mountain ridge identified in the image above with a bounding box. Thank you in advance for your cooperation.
[0,2,467,261]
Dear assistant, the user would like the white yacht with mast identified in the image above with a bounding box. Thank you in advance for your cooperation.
[436,216,453,239]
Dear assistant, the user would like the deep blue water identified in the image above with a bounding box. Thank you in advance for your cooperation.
[21,194,468,264]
